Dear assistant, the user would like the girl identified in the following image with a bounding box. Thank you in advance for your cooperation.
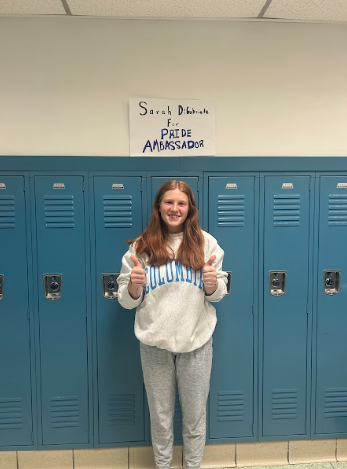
[117,180,227,469]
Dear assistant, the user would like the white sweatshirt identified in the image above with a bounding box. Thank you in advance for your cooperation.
[117,230,227,353]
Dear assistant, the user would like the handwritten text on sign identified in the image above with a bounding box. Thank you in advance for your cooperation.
[129,98,215,156]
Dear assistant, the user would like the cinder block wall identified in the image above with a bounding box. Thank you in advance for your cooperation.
[1,440,347,469]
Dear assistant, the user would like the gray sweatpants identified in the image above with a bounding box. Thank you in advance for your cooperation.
[140,338,213,469]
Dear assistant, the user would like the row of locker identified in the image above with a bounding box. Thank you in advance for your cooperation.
[1,171,347,450]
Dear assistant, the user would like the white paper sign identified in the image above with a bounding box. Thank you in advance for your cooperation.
[129,98,215,157]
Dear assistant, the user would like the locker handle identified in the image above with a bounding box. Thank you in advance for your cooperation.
[225,271,232,296]
[102,273,119,299]
[323,270,340,295]
[43,274,63,300]
[0,274,4,300]
[269,271,287,296]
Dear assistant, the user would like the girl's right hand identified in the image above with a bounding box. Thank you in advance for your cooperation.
[130,254,146,287]
[127,255,146,300]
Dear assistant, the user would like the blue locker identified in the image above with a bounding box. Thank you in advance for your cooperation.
[150,176,199,443]
[208,176,256,439]
[315,176,347,435]
[0,176,33,447]
[93,176,145,444]
[262,176,311,437]
[34,176,89,445]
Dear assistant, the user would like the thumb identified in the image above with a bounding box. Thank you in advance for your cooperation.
[130,254,142,267]
[205,255,216,266]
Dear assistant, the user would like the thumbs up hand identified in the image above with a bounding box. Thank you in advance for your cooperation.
[203,255,217,290]
[130,254,146,286]
[128,254,146,300]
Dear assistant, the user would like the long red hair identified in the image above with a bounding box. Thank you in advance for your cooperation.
[128,180,205,269]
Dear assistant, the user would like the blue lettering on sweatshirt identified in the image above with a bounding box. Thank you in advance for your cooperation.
[157,266,165,286]
[145,267,150,294]
[150,265,157,290]
[186,266,192,283]
[144,259,203,295]
[175,259,185,282]
[166,263,174,283]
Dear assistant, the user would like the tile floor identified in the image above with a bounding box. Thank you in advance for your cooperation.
[1,442,347,469]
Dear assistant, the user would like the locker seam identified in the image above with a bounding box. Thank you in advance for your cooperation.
[287,440,289,463]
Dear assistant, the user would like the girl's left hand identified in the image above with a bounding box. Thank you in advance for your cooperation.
[203,255,217,288]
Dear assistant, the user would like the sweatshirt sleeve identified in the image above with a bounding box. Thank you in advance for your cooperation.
[117,244,144,310]
[204,233,228,303]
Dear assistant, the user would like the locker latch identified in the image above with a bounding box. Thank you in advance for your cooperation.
[323,270,340,295]
[43,274,63,300]
[269,271,287,296]
[0,274,4,300]
[225,271,232,296]
[102,273,120,299]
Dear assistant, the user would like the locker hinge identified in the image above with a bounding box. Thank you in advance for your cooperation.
[31,431,34,443]
[252,305,255,315]
[82,179,85,192]
[27,309,30,320]
[252,423,255,435]
[306,304,309,315]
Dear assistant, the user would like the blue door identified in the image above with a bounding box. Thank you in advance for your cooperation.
[262,176,311,437]
[94,177,145,444]
[315,176,347,435]
[0,176,33,447]
[34,176,89,445]
[208,176,256,439]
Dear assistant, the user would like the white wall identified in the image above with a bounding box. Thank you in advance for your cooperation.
[0,17,346,156]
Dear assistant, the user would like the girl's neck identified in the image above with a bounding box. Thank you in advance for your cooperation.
[167,231,183,238]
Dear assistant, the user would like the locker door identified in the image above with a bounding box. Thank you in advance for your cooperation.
[0,176,33,447]
[315,176,347,435]
[35,176,89,445]
[208,176,255,439]
[262,176,311,437]
[94,177,145,444]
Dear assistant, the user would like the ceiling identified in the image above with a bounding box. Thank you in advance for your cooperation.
[0,0,346,23]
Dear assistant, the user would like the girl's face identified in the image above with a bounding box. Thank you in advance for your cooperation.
[159,188,189,234]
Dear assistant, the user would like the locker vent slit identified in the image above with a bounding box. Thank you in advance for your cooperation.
[44,195,75,228]
[273,195,301,227]
[108,394,136,426]
[324,388,347,417]
[50,397,79,428]
[217,391,245,421]
[271,389,298,420]
[217,195,245,227]
[328,194,347,226]
[0,196,15,228]
[0,398,23,429]
[103,196,133,228]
